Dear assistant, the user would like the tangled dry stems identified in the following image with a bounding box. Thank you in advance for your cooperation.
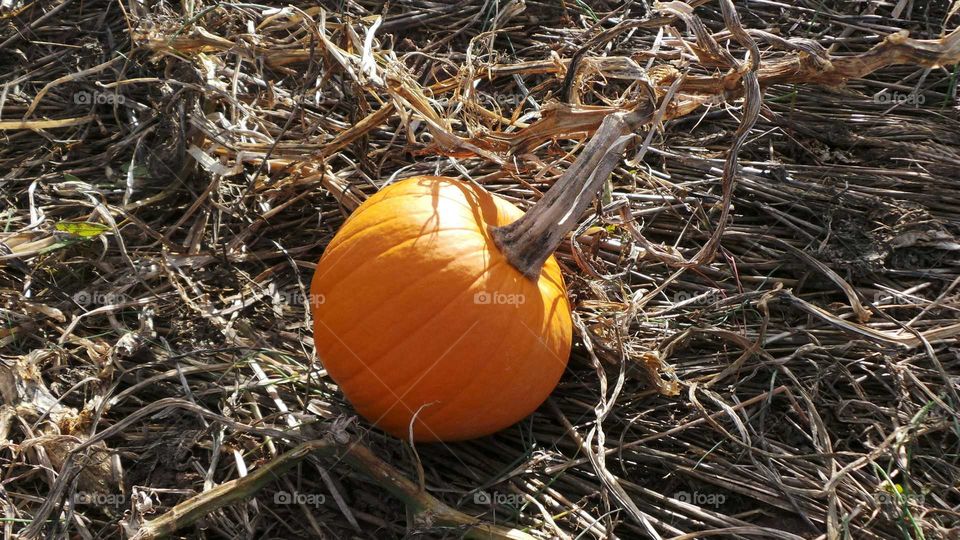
[1,0,959,538]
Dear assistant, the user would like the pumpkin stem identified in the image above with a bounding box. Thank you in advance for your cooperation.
[491,107,653,280]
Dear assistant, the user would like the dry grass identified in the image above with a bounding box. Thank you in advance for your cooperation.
[1,0,959,538]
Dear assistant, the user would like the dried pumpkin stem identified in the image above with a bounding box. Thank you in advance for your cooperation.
[491,105,653,280]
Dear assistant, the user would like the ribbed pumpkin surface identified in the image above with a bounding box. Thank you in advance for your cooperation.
[310,176,572,441]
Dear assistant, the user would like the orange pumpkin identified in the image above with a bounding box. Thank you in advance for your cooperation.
[311,176,572,441]
[311,111,638,441]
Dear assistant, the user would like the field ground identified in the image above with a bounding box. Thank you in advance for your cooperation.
[1,0,959,538]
